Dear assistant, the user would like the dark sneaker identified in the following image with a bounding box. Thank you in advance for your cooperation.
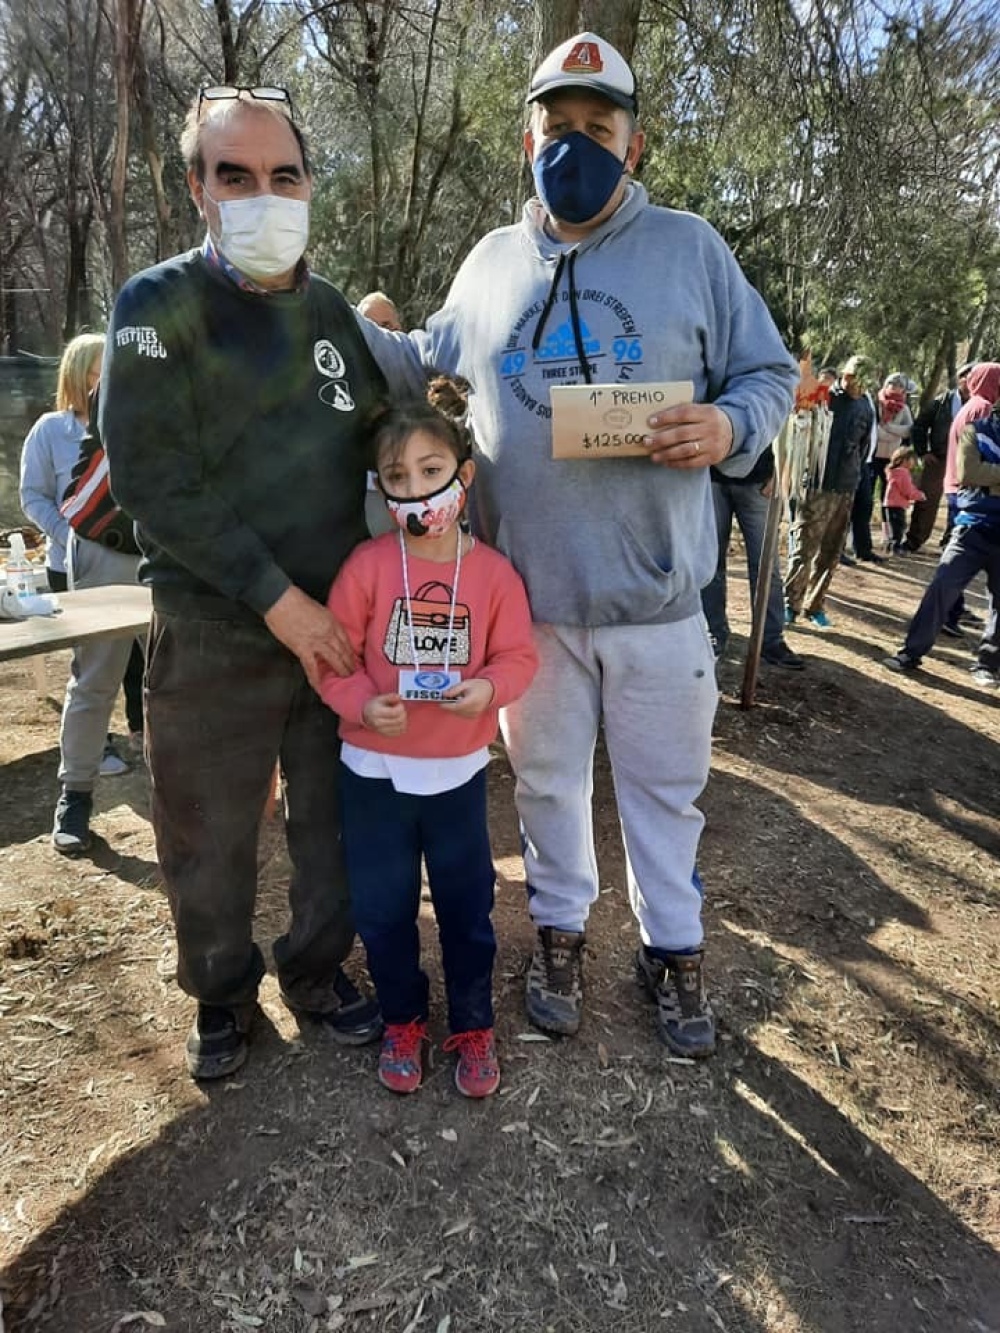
[378,1020,427,1094]
[939,623,964,640]
[761,641,805,670]
[282,967,383,1046]
[960,610,984,629]
[858,553,884,564]
[882,652,919,673]
[442,1028,501,1098]
[839,553,857,567]
[525,927,586,1035]
[185,1003,253,1080]
[52,788,93,855]
[636,948,716,1058]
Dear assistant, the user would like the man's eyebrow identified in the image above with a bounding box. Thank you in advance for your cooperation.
[211,159,303,178]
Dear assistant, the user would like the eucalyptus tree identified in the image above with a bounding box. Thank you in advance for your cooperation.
[0,0,116,348]
[635,0,1000,388]
[295,0,534,317]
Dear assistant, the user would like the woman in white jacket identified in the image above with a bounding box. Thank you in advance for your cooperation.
[872,373,914,538]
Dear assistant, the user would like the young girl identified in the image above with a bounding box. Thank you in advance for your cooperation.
[319,396,537,1098]
[883,445,926,554]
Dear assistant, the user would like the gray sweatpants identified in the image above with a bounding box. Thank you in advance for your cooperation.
[58,534,142,791]
[500,617,717,952]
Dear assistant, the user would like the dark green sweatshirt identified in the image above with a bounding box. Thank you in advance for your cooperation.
[101,250,387,616]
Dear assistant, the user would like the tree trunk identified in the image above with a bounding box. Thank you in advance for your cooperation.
[107,0,143,291]
[534,0,643,64]
[133,44,174,262]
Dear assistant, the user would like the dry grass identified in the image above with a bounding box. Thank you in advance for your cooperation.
[2,540,1000,1332]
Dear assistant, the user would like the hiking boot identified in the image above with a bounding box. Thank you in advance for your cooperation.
[805,610,831,628]
[52,788,93,855]
[185,1003,254,1080]
[882,651,919,673]
[442,1028,501,1098]
[525,927,586,1035]
[636,948,716,1058]
[378,1020,428,1094]
[99,740,130,777]
[761,641,805,670]
[281,968,383,1046]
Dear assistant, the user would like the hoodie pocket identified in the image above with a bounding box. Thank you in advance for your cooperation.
[495,517,683,626]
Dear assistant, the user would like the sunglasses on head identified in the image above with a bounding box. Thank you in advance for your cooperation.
[198,85,294,117]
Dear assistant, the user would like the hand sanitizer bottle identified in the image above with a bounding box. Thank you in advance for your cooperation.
[4,533,36,601]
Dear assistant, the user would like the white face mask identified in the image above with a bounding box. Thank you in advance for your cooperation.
[204,189,309,279]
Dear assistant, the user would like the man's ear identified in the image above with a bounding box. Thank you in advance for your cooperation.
[624,128,646,174]
[188,167,205,217]
[523,127,535,162]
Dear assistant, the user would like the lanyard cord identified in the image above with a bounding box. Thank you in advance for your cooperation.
[398,528,464,675]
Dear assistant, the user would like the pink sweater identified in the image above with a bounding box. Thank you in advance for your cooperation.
[883,466,925,508]
[319,533,538,757]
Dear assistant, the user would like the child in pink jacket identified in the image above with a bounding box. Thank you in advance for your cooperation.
[319,396,537,1100]
[884,446,926,554]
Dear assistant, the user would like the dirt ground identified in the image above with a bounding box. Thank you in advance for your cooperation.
[1,535,999,1333]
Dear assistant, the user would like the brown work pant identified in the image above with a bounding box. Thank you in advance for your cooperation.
[145,601,354,1011]
[784,491,853,615]
[905,454,946,551]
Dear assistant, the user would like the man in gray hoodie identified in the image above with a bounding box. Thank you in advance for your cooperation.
[359,32,797,1057]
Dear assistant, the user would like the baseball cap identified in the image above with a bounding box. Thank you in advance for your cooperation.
[526,32,638,114]
[957,361,975,378]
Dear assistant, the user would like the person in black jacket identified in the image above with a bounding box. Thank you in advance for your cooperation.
[784,355,875,628]
[101,88,386,1081]
[905,362,972,552]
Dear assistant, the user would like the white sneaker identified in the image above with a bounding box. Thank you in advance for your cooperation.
[99,741,130,777]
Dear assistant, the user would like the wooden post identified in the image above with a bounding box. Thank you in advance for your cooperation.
[739,484,784,711]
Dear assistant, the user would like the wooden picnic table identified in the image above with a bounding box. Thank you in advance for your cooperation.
[0,584,151,665]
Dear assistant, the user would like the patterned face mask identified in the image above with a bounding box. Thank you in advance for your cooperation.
[382,471,466,537]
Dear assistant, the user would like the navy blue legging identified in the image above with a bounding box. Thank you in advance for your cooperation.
[340,763,496,1033]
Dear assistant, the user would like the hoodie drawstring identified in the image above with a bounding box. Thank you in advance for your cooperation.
[531,249,592,385]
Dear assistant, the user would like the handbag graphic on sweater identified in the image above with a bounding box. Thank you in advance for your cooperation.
[383,580,471,665]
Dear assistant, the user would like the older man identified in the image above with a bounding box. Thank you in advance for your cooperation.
[102,87,385,1079]
[784,355,874,628]
[358,290,403,332]
[361,33,797,1057]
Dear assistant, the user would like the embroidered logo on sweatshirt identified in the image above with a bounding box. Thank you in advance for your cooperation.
[313,339,355,412]
[115,326,167,359]
[499,290,644,419]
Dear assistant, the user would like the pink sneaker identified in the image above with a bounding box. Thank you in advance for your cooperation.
[442,1028,500,1098]
[378,1020,427,1094]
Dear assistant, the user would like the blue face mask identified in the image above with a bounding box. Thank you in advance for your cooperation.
[532,131,627,226]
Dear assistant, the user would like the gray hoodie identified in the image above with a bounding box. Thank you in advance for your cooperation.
[360,183,797,627]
